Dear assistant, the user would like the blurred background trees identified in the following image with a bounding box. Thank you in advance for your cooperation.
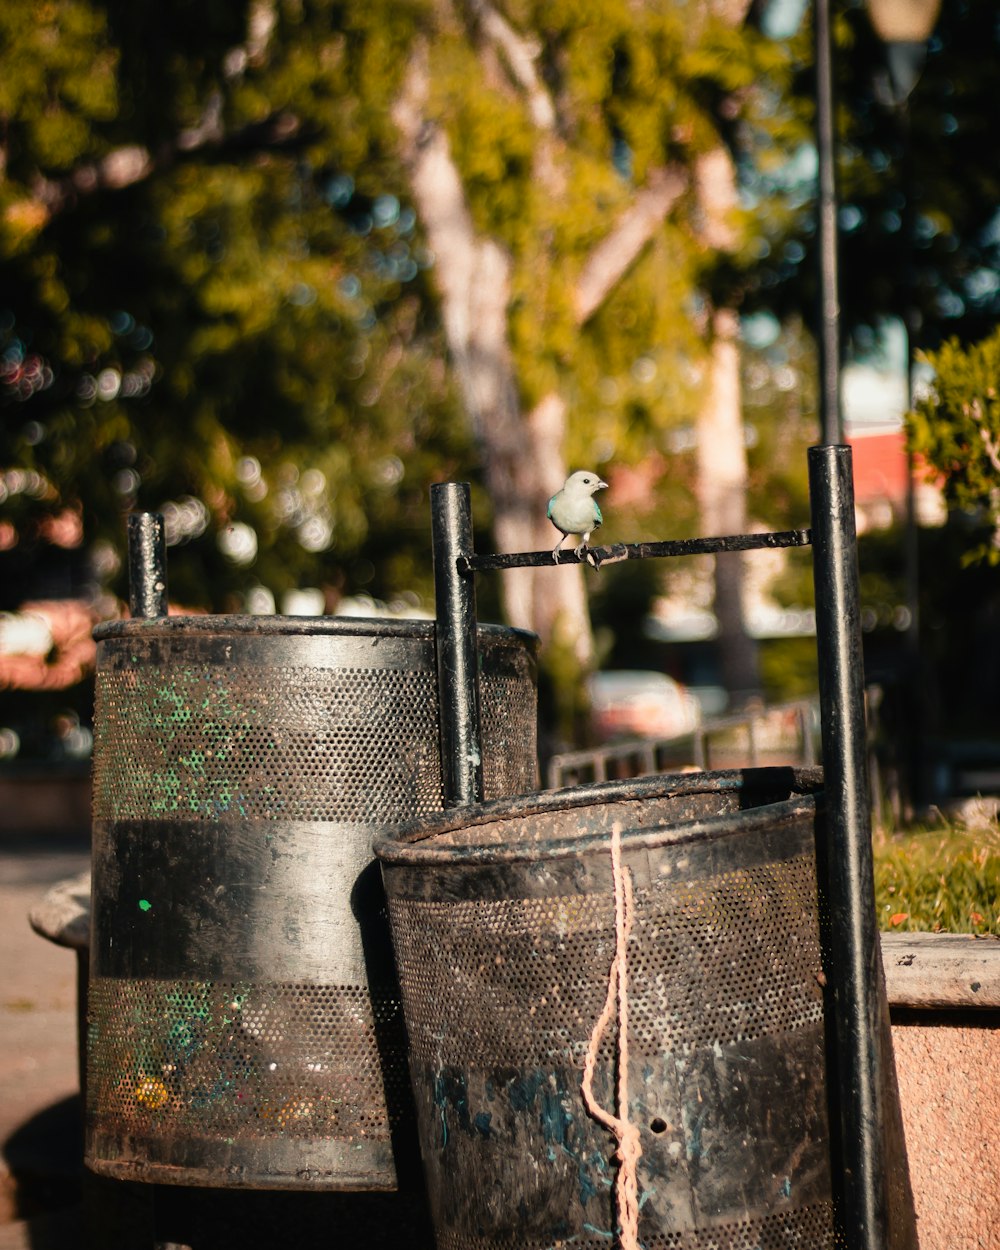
[3,0,1000,768]
[910,327,1000,566]
[387,0,809,698]
[1,0,813,739]
[1,0,469,617]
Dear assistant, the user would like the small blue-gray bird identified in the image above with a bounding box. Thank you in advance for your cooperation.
[547,470,608,561]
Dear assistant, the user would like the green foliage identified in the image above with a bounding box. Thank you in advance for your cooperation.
[874,824,1000,934]
[412,0,810,477]
[758,637,817,703]
[909,326,1000,565]
[0,0,821,638]
[1,0,468,614]
[0,1,118,187]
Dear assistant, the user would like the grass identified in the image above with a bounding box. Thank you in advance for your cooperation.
[873,820,1000,934]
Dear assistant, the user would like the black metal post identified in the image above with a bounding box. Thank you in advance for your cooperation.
[127,512,168,619]
[809,444,915,1250]
[899,104,924,819]
[815,0,843,446]
[430,483,484,807]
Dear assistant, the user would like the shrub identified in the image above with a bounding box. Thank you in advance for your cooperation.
[873,824,1000,934]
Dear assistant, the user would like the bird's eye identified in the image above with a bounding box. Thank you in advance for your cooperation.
[583,476,592,484]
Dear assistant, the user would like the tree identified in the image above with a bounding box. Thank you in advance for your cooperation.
[2,0,812,719]
[387,0,807,694]
[1,0,468,617]
[909,326,1000,564]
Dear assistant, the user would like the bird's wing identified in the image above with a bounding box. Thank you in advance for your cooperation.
[546,494,558,520]
[593,501,603,526]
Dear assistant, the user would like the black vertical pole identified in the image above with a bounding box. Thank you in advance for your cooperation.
[815,0,843,446]
[900,105,923,819]
[430,483,484,808]
[127,513,168,619]
[809,444,915,1250]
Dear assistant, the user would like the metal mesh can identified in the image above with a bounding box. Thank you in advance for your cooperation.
[376,768,846,1250]
[85,615,537,1190]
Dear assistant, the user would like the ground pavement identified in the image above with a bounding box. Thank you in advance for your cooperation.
[0,832,89,1249]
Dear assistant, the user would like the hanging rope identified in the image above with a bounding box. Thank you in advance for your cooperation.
[581,819,643,1250]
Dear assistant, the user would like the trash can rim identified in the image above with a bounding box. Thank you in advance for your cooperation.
[94,614,539,647]
[374,766,824,867]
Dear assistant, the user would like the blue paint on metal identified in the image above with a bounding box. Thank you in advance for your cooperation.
[507,1071,545,1112]
[686,1103,706,1162]
[578,1165,598,1206]
[539,1082,573,1146]
[433,1068,472,1146]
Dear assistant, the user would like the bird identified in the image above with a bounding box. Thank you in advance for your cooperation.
[547,470,608,562]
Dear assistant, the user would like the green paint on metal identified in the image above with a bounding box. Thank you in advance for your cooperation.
[138,899,152,912]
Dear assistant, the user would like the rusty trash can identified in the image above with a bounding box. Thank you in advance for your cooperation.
[85,615,537,1192]
[375,767,911,1250]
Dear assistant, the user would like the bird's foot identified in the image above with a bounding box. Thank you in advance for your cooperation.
[575,541,600,570]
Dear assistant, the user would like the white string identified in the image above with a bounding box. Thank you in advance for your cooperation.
[580,820,642,1250]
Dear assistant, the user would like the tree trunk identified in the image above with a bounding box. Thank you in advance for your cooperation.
[694,304,761,704]
[393,35,686,666]
[691,140,760,707]
[391,44,595,663]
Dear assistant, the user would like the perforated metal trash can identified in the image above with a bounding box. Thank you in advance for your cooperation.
[376,768,908,1250]
[85,615,538,1191]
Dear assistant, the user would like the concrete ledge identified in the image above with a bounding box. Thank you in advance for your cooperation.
[881,931,1000,1009]
[879,932,1000,1250]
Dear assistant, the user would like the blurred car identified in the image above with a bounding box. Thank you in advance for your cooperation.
[588,670,701,742]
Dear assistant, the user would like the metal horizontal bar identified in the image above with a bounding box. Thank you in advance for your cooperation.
[459,528,812,574]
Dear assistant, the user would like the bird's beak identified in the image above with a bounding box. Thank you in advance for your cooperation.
[598,480,609,491]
